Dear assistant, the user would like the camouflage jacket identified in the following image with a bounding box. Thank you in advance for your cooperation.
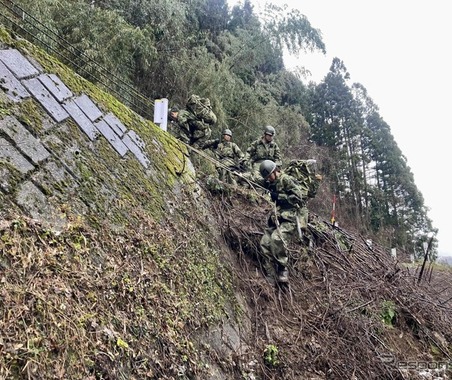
[216,141,244,167]
[177,110,210,133]
[245,138,281,166]
[170,109,211,144]
[168,112,190,144]
[268,172,306,209]
[258,172,308,225]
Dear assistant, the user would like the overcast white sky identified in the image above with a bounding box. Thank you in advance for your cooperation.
[229,0,452,256]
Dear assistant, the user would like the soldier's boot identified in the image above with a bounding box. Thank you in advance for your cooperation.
[277,266,289,283]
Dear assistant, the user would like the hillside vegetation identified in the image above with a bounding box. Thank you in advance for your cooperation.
[0,1,452,380]
[0,0,437,258]
[1,26,452,380]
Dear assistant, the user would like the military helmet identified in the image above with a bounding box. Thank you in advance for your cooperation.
[222,128,232,137]
[259,160,277,179]
[264,125,275,136]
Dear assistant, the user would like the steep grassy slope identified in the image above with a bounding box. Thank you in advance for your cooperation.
[0,27,240,379]
[1,26,452,380]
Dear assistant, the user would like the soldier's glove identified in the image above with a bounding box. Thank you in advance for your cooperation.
[270,191,279,202]
[238,159,247,172]
[212,138,220,149]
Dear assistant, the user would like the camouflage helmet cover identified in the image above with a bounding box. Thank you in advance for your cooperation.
[222,128,232,136]
[264,125,275,136]
[259,160,277,179]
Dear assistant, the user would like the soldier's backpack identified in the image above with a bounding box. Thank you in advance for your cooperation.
[186,94,217,125]
[284,159,322,199]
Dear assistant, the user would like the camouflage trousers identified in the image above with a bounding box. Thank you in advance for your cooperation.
[260,221,293,272]
[191,128,212,149]
[259,209,308,277]
[168,124,191,145]
[217,166,238,185]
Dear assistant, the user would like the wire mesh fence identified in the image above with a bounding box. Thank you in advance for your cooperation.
[0,0,155,120]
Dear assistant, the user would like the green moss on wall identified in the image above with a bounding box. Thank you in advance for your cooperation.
[0,25,239,379]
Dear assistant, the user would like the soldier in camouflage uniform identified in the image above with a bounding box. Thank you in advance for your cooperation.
[258,160,308,283]
[168,106,191,145]
[167,95,217,150]
[214,129,246,185]
[244,125,282,183]
[168,107,192,144]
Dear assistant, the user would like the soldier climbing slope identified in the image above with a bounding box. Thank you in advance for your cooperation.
[244,125,282,183]
[257,159,309,284]
[214,128,246,185]
[167,95,218,150]
[168,106,191,145]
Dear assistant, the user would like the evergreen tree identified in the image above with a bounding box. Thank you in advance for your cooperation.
[5,0,437,257]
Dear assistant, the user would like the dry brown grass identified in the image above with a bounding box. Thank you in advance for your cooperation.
[212,187,452,379]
